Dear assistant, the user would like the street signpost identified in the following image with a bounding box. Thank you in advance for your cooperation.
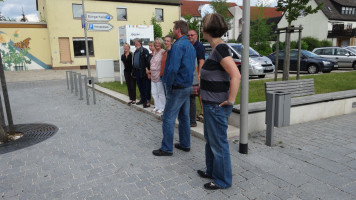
[80,0,114,81]
[87,23,113,32]
[86,12,113,22]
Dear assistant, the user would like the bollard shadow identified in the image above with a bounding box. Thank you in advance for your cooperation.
[0,123,58,154]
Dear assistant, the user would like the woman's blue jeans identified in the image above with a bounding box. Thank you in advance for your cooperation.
[161,87,192,153]
[203,103,233,189]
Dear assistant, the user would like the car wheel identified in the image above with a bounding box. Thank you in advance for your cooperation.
[353,62,356,70]
[258,75,265,78]
[307,65,318,74]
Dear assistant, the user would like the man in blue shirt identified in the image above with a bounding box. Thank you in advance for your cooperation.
[187,29,205,127]
[153,20,196,156]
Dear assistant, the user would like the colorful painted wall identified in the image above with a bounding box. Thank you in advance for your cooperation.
[0,23,51,71]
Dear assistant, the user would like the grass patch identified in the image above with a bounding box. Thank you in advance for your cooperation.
[97,71,356,114]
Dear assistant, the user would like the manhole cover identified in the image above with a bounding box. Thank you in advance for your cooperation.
[0,123,58,154]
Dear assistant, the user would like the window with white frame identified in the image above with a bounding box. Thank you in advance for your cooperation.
[341,6,356,15]
[72,4,83,19]
[155,8,163,22]
[117,7,127,21]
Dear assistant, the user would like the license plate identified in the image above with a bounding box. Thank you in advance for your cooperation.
[334,65,338,68]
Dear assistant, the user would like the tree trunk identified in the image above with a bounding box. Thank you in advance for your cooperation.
[0,52,15,135]
[282,26,291,81]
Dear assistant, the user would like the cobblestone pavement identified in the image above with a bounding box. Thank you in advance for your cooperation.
[0,79,355,199]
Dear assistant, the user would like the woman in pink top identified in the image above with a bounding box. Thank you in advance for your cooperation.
[150,38,166,114]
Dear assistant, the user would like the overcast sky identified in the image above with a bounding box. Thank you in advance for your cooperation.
[0,0,278,22]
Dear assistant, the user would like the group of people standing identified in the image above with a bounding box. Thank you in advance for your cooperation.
[121,14,241,191]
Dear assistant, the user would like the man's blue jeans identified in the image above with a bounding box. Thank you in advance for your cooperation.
[161,87,192,153]
[203,103,233,189]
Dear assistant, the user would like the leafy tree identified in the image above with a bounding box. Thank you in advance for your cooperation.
[210,0,232,28]
[182,14,203,41]
[276,0,323,80]
[277,0,323,26]
[151,16,162,39]
[250,4,274,56]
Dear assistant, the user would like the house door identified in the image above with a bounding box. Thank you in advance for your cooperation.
[58,37,71,63]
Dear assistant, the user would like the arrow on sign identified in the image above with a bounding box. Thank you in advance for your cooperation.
[86,12,113,22]
[87,23,114,32]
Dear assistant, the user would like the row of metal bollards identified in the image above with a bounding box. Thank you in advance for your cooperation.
[66,71,96,105]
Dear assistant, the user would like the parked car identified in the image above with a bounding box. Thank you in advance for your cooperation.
[203,43,275,78]
[267,49,337,74]
[312,47,356,70]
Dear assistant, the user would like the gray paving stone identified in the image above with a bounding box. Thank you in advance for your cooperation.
[0,79,355,200]
[308,157,350,173]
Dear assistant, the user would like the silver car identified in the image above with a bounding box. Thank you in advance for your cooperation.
[312,47,356,69]
[227,43,275,78]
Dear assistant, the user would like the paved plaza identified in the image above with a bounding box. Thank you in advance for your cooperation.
[0,70,355,199]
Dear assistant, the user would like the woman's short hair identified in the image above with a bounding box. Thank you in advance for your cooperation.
[148,41,154,46]
[154,37,165,49]
[164,35,173,42]
[202,13,228,38]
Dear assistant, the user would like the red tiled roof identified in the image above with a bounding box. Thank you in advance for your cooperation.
[181,0,237,17]
[243,6,283,20]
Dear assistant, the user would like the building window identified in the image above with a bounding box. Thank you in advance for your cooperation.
[73,38,94,57]
[155,8,163,22]
[347,23,352,29]
[117,8,127,21]
[341,6,356,15]
[72,4,83,19]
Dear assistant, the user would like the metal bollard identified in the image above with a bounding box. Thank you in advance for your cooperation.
[83,75,89,105]
[66,71,70,90]
[90,77,96,105]
[73,72,78,96]
[70,71,74,93]
[78,73,83,100]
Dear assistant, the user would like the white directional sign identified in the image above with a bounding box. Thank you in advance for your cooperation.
[86,12,113,22]
[87,23,113,32]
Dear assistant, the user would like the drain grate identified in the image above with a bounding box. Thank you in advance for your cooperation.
[0,123,58,154]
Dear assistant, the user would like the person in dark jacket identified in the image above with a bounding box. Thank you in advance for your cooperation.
[133,38,151,108]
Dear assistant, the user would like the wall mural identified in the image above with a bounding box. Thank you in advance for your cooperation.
[0,30,50,71]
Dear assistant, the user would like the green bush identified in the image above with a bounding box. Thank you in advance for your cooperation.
[302,37,320,51]
[272,41,285,52]
[320,39,332,47]
[252,43,273,56]
[290,41,309,50]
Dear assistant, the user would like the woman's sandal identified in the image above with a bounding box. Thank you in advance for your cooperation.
[204,182,222,190]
